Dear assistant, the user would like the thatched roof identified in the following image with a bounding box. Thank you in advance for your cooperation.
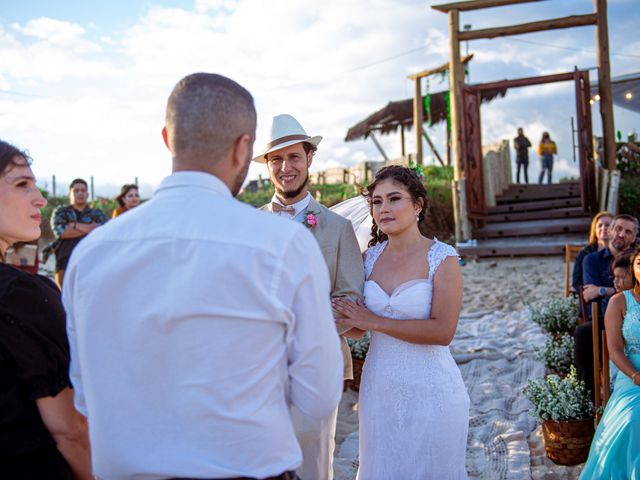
[345,87,507,142]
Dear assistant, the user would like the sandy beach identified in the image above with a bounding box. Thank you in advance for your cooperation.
[335,255,584,480]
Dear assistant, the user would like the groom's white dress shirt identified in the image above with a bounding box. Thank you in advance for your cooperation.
[63,171,343,480]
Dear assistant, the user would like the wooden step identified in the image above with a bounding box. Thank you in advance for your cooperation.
[497,189,580,204]
[503,182,579,194]
[486,207,588,223]
[457,233,586,257]
[474,217,591,239]
[487,197,582,214]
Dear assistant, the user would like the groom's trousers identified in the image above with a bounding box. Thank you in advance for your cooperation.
[291,404,339,480]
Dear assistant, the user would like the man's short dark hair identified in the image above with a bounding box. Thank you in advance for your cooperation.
[69,178,88,189]
[165,73,256,165]
[612,214,639,234]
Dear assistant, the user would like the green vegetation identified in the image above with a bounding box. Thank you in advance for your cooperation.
[237,165,456,242]
[38,166,458,243]
[619,175,640,219]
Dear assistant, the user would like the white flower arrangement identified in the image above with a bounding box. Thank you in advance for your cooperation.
[529,297,579,334]
[347,331,371,361]
[524,366,594,421]
[534,333,575,375]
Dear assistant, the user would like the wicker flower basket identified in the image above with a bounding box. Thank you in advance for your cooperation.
[351,358,365,392]
[542,417,594,465]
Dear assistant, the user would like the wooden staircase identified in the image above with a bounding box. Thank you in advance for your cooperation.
[457,182,591,257]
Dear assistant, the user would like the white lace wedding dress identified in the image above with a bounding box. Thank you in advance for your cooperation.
[357,240,469,480]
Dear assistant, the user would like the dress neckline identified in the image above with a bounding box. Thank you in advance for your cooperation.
[365,278,430,298]
[367,239,438,296]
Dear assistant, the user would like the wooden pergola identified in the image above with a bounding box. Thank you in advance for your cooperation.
[431,0,616,242]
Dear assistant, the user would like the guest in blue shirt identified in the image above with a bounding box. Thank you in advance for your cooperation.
[574,214,639,400]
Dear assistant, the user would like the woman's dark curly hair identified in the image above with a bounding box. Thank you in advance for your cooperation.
[0,140,31,177]
[364,165,428,247]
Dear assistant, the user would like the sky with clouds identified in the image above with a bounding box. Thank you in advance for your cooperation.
[1,0,639,198]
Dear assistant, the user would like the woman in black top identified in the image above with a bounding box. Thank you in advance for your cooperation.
[0,140,91,478]
[572,211,613,294]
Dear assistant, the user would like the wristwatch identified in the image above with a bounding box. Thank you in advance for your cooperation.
[599,286,608,297]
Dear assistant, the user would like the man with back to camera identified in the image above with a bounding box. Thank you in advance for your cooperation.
[63,74,343,480]
[255,114,364,480]
[513,127,531,184]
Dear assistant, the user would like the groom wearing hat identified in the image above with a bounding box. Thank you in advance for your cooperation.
[255,114,364,480]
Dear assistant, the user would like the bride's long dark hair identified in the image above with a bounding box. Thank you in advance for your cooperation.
[364,165,428,247]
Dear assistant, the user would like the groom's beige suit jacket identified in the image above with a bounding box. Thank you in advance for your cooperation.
[261,197,364,379]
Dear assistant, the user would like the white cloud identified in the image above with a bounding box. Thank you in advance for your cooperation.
[0,1,638,197]
[14,17,101,53]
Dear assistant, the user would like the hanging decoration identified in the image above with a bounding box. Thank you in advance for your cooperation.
[423,78,432,127]
[445,90,451,134]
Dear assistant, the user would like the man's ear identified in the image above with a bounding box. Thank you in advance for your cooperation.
[307,150,313,168]
[161,127,170,150]
[232,134,252,169]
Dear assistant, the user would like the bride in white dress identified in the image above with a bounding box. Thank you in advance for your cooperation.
[333,165,469,479]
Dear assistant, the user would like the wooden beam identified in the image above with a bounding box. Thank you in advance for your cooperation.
[432,0,545,13]
[472,71,578,92]
[595,0,616,170]
[369,132,390,162]
[449,8,467,241]
[458,13,597,41]
[413,77,424,165]
[422,129,445,167]
[449,9,463,184]
[400,124,406,157]
[407,54,474,81]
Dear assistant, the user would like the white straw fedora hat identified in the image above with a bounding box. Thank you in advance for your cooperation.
[253,114,322,163]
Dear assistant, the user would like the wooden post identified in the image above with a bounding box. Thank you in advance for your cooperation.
[595,0,616,170]
[449,8,466,241]
[413,77,424,165]
[607,169,620,214]
[400,124,406,158]
[52,174,56,198]
[451,180,462,242]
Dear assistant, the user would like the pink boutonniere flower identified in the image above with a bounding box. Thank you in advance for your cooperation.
[303,211,318,229]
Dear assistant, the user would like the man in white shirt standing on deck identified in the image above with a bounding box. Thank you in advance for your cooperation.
[63,73,343,480]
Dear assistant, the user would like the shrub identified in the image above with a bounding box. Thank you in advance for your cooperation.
[524,366,594,421]
[529,297,579,334]
[534,333,574,375]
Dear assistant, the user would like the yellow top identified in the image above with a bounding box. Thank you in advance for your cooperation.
[112,206,127,218]
[538,140,557,156]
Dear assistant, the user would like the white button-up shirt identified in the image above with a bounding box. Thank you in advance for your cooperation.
[63,171,343,480]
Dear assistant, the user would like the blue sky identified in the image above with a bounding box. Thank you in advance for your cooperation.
[1,0,639,197]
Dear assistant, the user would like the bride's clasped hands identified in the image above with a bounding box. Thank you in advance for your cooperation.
[333,298,379,335]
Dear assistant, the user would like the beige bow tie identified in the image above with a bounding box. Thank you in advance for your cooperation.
[271,203,296,216]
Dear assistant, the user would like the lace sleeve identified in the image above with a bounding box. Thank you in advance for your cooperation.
[363,242,385,280]
[427,241,459,283]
